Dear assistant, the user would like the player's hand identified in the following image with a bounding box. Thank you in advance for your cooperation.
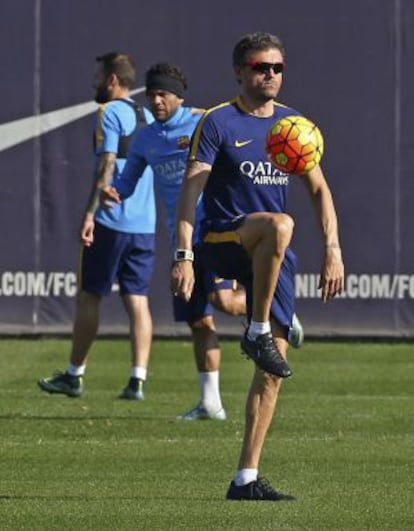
[100,186,121,209]
[171,260,195,302]
[319,247,344,302]
[80,215,95,246]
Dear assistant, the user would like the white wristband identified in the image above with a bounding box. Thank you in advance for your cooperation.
[174,249,194,262]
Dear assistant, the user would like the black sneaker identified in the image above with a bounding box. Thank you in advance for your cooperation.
[240,331,292,378]
[119,377,145,400]
[37,371,84,397]
[226,477,296,501]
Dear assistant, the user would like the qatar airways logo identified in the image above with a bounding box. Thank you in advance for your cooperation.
[240,160,289,185]
[153,158,187,180]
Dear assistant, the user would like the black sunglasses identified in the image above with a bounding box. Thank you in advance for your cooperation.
[243,61,285,75]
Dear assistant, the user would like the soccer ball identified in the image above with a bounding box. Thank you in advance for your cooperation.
[265,115,324,174]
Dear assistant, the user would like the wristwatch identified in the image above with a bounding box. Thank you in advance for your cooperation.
[174,249,194,262]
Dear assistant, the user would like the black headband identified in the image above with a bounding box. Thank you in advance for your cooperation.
[146,74,186,98]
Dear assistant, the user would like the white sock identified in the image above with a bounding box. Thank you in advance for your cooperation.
[67,364,86,377]
[234,468,258,486]
[247,320,271,340]
[200,371,222,412]
[131,366,147,381]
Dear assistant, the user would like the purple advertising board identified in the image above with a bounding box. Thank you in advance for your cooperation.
[0,0,413,337]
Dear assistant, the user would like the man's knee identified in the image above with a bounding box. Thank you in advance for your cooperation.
[76,290,101,309]
[269,213,294,240]
[189,315,216,332]
[239,212,294,252]
[190,316,220,353]
[264,214,294,256]
[209,289,246,316]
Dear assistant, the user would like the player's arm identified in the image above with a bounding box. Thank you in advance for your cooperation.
[81,152,117,246]
[100,134,148,208]
[87,152,117,213]
[303,165,344,302]
[171,160,211,301]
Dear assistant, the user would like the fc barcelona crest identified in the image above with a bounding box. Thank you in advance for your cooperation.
[176,136,191,149]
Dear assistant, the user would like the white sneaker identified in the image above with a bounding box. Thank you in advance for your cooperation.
[177,403,227,421]
[288,313,304,349]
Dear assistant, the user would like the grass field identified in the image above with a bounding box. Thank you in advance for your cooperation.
[0,338,413,530]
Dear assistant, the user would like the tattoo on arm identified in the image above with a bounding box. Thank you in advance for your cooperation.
[85,152,117,216]
[98,153,117,186]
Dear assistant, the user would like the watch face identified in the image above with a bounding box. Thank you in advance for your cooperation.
[174,250,194,261]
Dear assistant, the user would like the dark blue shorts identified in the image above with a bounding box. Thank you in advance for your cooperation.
[79,221,155,296]
[200,217,297,333]
[173,244,237,324]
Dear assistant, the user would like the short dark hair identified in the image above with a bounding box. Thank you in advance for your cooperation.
[145,62,187,90]
[232,32,285,66]
[95,52,136,88]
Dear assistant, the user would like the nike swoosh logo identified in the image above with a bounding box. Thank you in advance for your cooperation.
[0,87,145,152]
[234,139,253,148]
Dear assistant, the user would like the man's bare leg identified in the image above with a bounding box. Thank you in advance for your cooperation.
[238,327,287,470]
[69,290,101,368]
[227,324,295,501]
[37,290,101,397]
[119,294,153,400]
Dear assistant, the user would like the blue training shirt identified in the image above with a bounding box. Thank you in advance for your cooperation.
[189,97,301,222]
[93,99,156,234]
[115,105,204,249]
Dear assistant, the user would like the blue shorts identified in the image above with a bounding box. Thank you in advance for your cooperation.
[173,244,237,324]
[79,221,155,296]
[200,217,297,335]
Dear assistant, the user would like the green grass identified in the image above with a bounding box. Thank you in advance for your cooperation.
[0,339,413,530]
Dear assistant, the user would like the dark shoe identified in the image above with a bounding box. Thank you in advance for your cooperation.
[37,371,83,397]
[119,378,145,400]
[226,477,296,501]
[240,331,292,378]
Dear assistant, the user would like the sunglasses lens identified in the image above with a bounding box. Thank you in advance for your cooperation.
[250,62,284,74]
[255,64,268,73]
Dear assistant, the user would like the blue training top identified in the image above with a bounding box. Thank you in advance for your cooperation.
[189,97,301,223]
[93,99,156,234]
[115,105,204,249]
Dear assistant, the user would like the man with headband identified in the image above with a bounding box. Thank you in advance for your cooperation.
[102,62,304,419]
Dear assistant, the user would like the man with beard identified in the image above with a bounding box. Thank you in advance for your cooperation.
[172,32,344,500]
[38,52,156,400]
